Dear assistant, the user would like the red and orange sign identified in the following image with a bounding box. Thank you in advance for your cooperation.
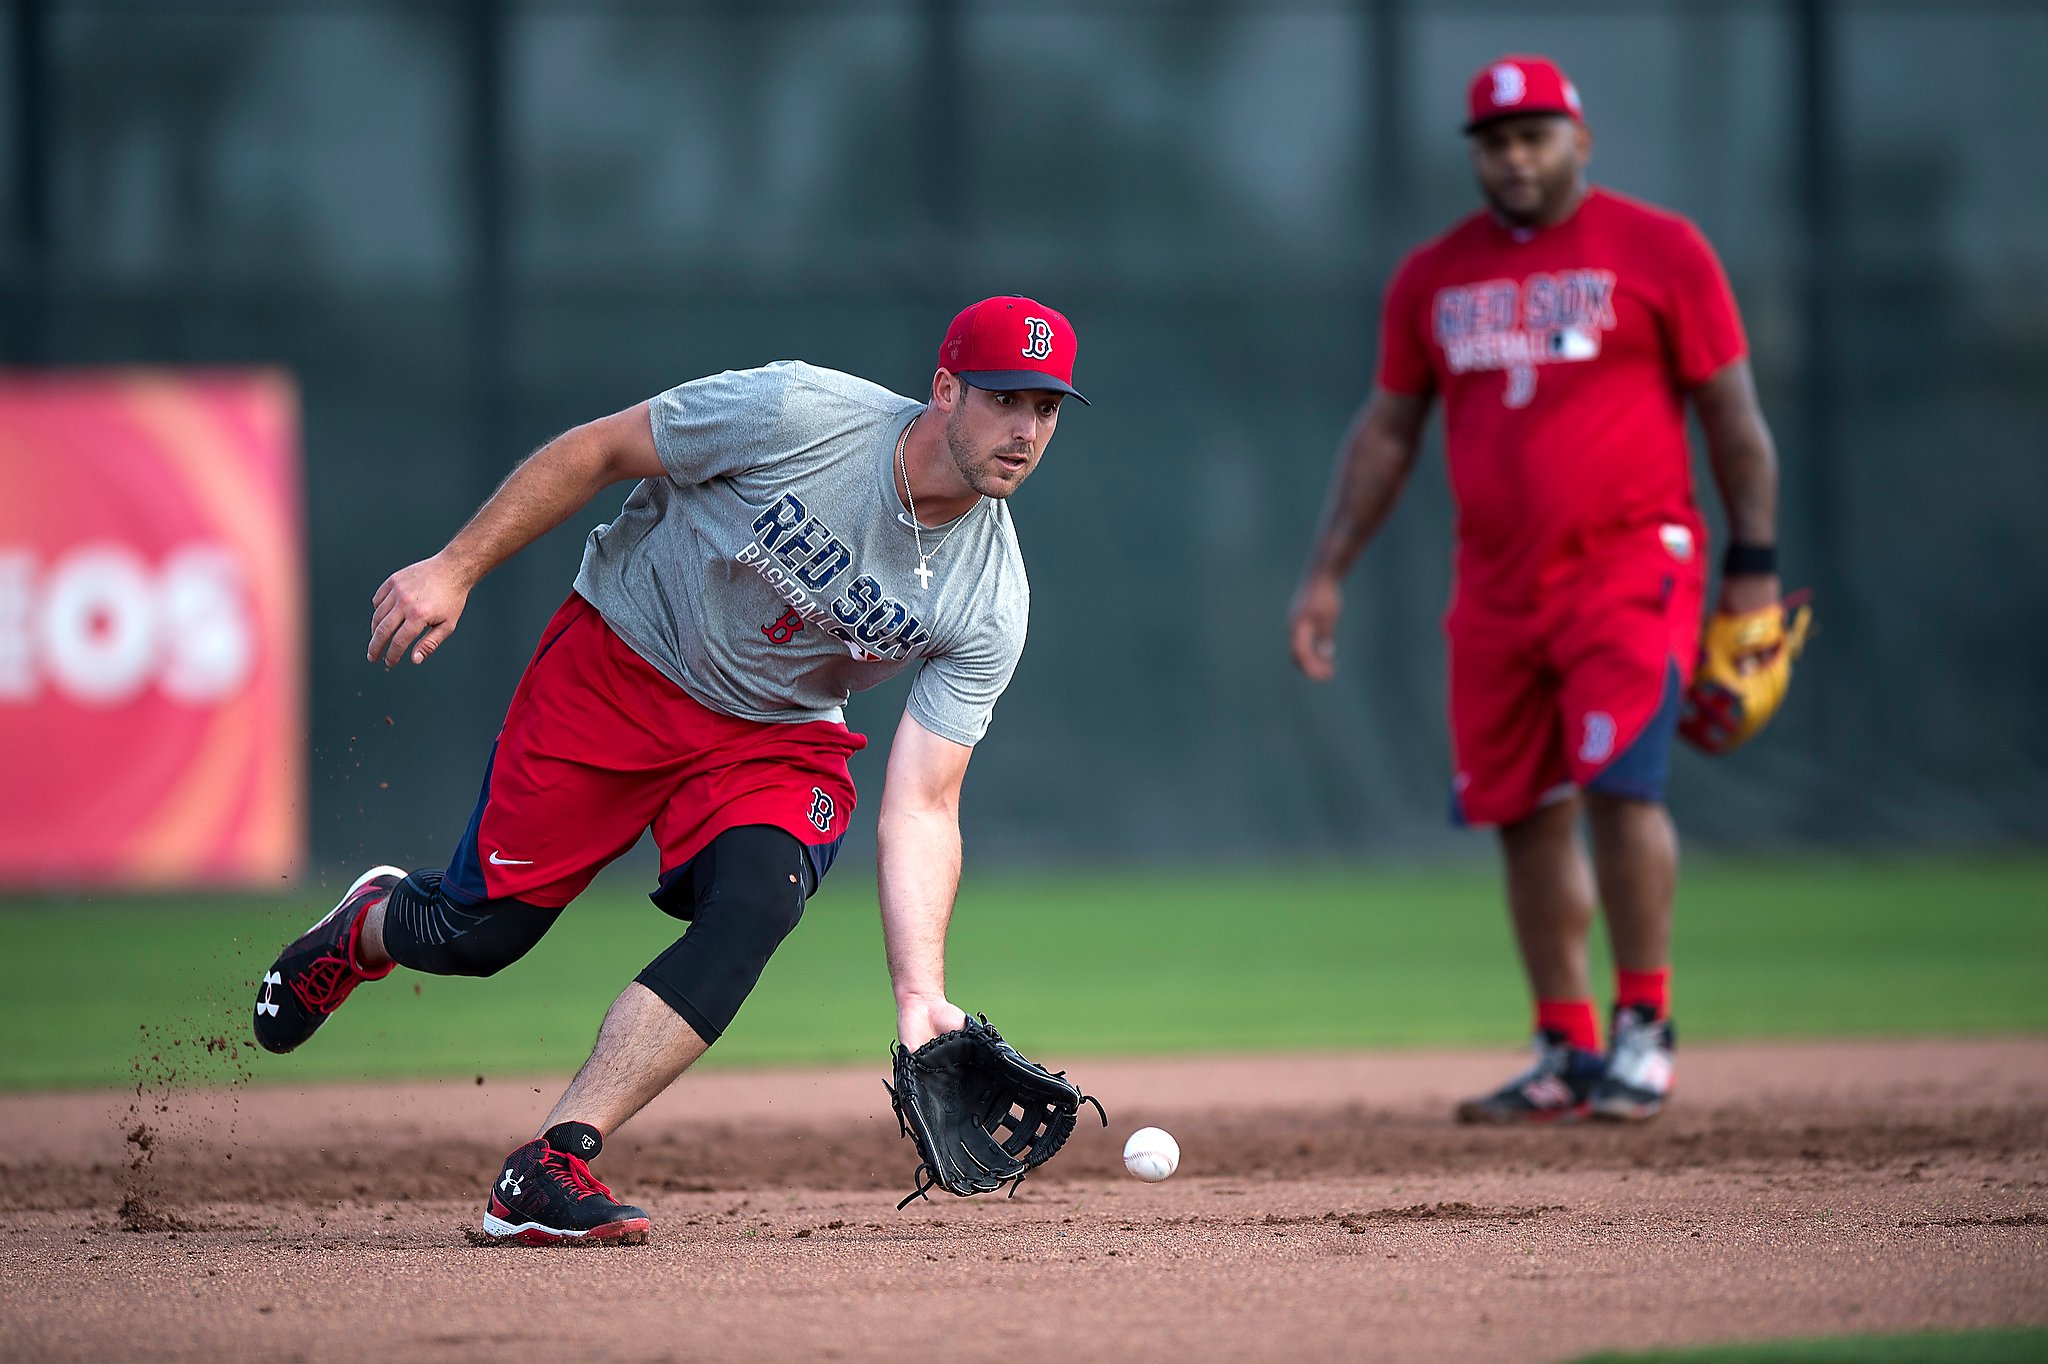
[0,370,305,889]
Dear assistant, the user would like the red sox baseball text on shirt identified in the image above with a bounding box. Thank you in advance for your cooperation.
[1433,269,1618,407]
[739,492,933,662]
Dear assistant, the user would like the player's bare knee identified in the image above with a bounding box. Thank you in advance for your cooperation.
[1502,793,1580,846]
[1584,789,1672,829]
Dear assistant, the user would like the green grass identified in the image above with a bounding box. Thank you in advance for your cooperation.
[2,854,2044,1089]
[1577,1324,2048,1363]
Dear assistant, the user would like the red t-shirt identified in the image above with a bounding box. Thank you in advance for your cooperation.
[1377,187,1746,606]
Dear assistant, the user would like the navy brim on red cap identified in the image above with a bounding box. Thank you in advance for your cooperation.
[1463,108,1579,134]
[955,370,1090,405]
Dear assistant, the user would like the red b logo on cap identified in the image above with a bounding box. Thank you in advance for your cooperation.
[1021,318,1054,360]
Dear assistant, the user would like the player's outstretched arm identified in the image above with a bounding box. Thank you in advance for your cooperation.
[1289,386,1432,680]
[368,402,667,667]
[1692,359,1782,615]
[875,712,974,1050]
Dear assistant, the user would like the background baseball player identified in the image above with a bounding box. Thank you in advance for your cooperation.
[252,295,1086,1240]
[1290,56,1793,1122]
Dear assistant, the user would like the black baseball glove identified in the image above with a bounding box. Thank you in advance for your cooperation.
[885,1014,1106,1209]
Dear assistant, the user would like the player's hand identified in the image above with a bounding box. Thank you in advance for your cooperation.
[1288,573,1343,681]
[1718,571,1781,616]
[368,553,474,667]
[895,991,968,1051]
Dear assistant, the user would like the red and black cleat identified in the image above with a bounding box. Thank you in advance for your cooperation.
[1454,1035,1607,1124]
[483,1123,651,1246]
[253,865,404,1055]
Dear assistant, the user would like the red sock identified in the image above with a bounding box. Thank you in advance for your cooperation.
[1534,998,1600,1053]
[1615,967,1672,1021]
[347,895,396,978]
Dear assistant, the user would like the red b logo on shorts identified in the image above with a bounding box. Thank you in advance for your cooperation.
[761,608,806,645]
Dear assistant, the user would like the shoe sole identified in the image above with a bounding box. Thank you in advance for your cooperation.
[253,865,408,1054]
[1589,1097,1665,1122]
[1454,1101,1589,1125]
[480,1211,651,1246]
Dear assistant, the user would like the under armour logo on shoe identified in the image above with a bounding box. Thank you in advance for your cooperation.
[499,1169,522,1196]
[257,971,282,1018]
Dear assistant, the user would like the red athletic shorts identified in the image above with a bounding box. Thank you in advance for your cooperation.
[443,594,866,908]
[1446,521,1705,827]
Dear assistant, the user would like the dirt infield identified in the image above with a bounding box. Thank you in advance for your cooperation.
[2,1039,2044,1363]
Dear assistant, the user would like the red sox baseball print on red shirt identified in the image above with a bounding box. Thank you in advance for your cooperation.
[1377,187,1746,606]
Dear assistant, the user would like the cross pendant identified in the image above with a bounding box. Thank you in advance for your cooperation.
[914,557,933,590]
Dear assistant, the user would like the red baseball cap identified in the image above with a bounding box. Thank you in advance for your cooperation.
[938,296,1088,405]
[1464,55,1585,132]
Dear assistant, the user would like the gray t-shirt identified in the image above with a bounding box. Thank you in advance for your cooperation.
[571,361,1029,747]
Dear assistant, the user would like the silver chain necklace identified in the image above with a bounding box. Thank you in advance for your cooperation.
[895,413,973,591]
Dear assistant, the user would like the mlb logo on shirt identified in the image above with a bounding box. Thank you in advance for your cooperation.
[1547,326,1599,362]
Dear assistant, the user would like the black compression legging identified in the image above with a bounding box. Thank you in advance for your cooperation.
[634,824,815,1043]
[379,869,561,977]
[379,825,816,1042]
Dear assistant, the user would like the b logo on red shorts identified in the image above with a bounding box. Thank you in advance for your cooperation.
[761,608,806,645]
[807,787,835,832]
[1580,711,1617,764]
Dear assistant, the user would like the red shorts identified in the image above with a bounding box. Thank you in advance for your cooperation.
[1447,523,1704,827]
[443,594,866,908]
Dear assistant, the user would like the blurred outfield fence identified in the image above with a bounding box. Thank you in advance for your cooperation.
[2,0,2044,879]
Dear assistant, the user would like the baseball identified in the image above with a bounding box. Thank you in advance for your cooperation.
[1122,1126,1179,1182]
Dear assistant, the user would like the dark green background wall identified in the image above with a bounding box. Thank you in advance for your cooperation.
[5,0,2044,881]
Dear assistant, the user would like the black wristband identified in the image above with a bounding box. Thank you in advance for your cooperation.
[1723,541,1777,576]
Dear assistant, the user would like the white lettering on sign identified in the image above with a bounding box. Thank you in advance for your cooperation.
[0,552,32,700]
[0,543,258,706]
[42,546,157,703]
[157,546,254,703]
